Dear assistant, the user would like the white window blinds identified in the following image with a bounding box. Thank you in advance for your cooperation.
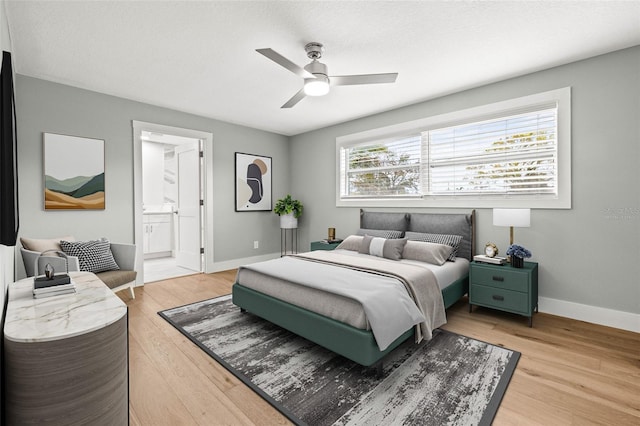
[336,87,569,208]
[426,107,558,196]
[341,135,422,198]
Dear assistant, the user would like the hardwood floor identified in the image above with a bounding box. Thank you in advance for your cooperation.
[120,271,640,425]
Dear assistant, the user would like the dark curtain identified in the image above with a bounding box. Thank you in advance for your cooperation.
[0,50,19,246]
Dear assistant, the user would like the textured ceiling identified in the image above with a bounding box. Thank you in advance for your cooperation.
[4,1,640,136]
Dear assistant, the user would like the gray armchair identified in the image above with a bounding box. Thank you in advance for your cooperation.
[96,242,137,299]
[21,247,80,277]
[21,241,137,299]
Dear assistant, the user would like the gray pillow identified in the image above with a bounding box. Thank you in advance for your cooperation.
[402,240,453,266]
[359,235,407,261]
[335,235,364,251]
[404,231,463,261]
[356,228,404,239]
[60,239,120,273]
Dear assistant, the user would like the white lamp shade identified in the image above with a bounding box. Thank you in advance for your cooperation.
[304,76,330,96]
[493,208,531,227]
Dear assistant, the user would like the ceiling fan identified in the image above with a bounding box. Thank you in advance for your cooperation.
[256,42,398,108]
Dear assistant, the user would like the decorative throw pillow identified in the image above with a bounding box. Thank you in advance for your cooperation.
[356,228,404,239]
[20,235,75,253]
[402,240,453,266]
[404,231,463,261]
[359,235,407,261]
[335,235,364,251]
[60,239,120,273]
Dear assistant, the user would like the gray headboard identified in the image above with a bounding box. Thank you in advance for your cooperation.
[359,211,409,232]
[360,210,476,261]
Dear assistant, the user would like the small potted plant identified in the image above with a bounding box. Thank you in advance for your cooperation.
[273,194,303,229]
[506,244,531,268]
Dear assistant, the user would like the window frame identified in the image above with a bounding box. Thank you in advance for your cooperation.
[335,87,571,209]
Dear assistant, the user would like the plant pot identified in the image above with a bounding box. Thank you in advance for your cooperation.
[280,213,298,229]
[511,256,524,268]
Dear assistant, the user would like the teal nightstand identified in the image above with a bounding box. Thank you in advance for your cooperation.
[310,240,342,251]
[469,261,539,327]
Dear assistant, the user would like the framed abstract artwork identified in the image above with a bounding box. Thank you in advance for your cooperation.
[43,133,105,210]
[235,152,272,212]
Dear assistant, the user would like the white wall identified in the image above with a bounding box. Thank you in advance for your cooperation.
[290,46,640,332]
[141,141,165,208]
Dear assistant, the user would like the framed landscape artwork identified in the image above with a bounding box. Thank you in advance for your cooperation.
[43,133,105,210]
[235,152,272,212]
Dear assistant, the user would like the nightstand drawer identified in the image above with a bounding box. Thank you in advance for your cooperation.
[470,266,528,292]
[470,284,528,314]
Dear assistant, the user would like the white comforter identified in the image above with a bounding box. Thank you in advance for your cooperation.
[239,250,447,351]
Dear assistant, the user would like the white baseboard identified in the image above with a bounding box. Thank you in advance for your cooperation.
[209,252,281,273]
[539,297,640,333]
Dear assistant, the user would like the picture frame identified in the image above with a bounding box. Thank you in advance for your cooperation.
[43,133,105,210]
[235,152,272,212]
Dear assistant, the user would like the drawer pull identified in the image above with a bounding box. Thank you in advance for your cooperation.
[492,295,504,301]
[492,276,504,282]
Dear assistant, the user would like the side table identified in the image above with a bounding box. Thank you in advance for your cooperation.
[469,260,539,327]
[310,240,342,251]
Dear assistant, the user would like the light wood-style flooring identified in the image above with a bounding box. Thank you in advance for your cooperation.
[119,271,640,425]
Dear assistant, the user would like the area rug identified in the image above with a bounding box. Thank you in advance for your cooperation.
[159,295,520,426]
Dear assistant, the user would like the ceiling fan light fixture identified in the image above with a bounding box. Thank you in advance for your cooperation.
[304,75,330,96]
[257,42,398,107]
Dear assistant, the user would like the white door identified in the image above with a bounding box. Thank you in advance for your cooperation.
[175,142,202,271]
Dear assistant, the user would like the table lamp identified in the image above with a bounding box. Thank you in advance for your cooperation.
[493,208,530,245]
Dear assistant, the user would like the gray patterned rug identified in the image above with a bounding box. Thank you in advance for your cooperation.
[159,295,519,426]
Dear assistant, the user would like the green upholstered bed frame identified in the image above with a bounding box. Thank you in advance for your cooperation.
[232,210,475,368]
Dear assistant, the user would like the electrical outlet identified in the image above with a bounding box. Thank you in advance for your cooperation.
[254,240,259,249]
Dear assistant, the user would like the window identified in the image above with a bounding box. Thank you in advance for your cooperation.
[336,88,571,209]
[340,135,422,198]
[427,108,557,196]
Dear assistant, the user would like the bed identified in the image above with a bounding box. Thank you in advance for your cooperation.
[232,210,475,371]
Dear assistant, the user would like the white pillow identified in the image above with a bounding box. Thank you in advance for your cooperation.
[402,240,453,266]
[20,235,75,253]
[335,235,364,251]
[404,232,463,261]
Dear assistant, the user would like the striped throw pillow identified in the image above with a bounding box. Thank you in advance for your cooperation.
[356,228,404,239]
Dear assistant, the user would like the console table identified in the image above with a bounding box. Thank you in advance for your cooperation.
[3,271,129,425]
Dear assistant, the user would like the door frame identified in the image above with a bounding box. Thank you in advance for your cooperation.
[132,120,214,285]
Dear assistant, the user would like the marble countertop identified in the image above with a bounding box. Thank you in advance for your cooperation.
[4,272,127,343]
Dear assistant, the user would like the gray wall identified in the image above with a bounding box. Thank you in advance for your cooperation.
[15,75,289,277]
[290,46,640,316]
[10,45,640,321]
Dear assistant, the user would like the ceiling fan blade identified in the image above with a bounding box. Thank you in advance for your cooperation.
[330,73,398,86]
[256,48,315,79]
[281,88,306,108]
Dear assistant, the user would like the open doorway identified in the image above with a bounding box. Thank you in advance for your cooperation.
[141,132,201,282]
[132,121,214,285]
